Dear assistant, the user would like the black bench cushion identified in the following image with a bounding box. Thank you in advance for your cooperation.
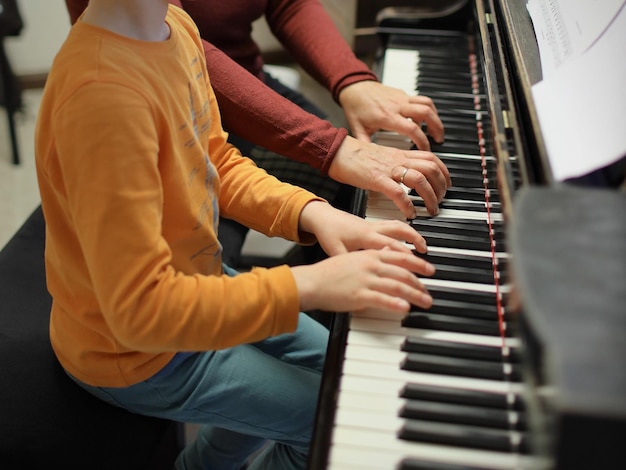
[0,206,182,469]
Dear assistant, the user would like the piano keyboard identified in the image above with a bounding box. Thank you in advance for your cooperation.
[320,31,546,470]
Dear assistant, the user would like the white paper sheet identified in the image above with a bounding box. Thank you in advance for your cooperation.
[527,0,625,78]
[531,3,626,181]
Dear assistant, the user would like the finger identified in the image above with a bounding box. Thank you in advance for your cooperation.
[370,275,433,310]
[350,123,374,144]
[380,174,418,219]
[367,221,428,253]
[377,249,435,278]
[406,97,445,144]
[388,116,431,151]
[353,290,412,313]
[323,239,349,257]
[406,154,452,200]
[402,168,440,216]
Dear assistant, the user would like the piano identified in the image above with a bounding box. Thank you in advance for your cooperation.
[309,1,626,469]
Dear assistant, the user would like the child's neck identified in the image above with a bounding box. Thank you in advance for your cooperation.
[82,0,170,42]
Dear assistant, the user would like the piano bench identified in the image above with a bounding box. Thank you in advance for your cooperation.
[0,205,183,468]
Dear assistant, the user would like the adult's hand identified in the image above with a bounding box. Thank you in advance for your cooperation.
[338,81,445,151]
[328,136,451,218]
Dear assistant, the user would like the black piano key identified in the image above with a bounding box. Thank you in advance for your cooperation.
[401,336,519,363]
[402,312,511,337]
[426,91,483,101]
[447,175,497,190]
[411,218,505,242]
[415,230,495,252]
[428,292,510,321]
[422,113,485,128]
[428,263,496,284]
[420,69,475,80]
[401,353,521,382]
[422,285,500,305]
[443,187,499,202]
[418,81,473,94]
[435,142,483,155]
[428,94,483,106]
[445,175,496,189]
[399,458,494,470]
[438,162,499,177]
[417,251,503,273]
[399,399,526,431]
[438,165,497,179]
[411,216,504,237]
[411,216,493,232]
[433,120,484,134]
[421,297,504,320]
[413,199,501,213]
[411,215,504,232]
[398,420,529,453]
[400,383,525,411]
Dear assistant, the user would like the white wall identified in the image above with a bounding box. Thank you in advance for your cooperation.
[252,0,356,52]
[5,0,71,76]
[4,0,354,76]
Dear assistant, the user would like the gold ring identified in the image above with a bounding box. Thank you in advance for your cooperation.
[399,167,408,185]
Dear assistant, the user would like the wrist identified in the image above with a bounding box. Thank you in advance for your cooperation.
[298,200,330,236]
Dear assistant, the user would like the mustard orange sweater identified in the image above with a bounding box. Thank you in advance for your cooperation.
[35,5,321,387]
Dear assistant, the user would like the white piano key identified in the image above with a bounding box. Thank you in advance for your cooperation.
[337,374,522,411]
[327,425,545,470]
[381,49,419,94]
[365,198,504,223]
[374,131,413,150]
[335,374,524,428]
[419,245,511,261]
[336,385,403,412]
[334,407,525,446]
[347,317,519,349]
[340,353,523,395]
[346,324,520,350]
[344,343,519,383]
[420,277,509,294]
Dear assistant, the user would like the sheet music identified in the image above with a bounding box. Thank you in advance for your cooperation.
[526,0,625,78]
[531,2,626,182]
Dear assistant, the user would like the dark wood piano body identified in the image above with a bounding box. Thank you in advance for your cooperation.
[309,1,626,469]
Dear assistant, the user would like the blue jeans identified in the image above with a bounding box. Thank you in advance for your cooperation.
[69,265,329,470]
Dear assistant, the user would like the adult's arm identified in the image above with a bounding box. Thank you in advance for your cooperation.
[265,0,378,101]
[265,0,445,150]
[201,40,347,174]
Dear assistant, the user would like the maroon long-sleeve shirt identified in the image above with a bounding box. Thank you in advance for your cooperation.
[64,0,379,174]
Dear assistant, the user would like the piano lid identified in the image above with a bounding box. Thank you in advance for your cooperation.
[510,185,626,415]
[509,185,626,466]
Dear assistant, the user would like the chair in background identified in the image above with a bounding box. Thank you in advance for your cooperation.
[0,0,24,165]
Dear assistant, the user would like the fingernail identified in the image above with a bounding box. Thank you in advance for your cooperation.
[421,292,433,308]
[426,262,435,275]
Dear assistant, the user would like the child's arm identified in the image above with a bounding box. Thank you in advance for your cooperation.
[297,200,428,256]
[292,248,434,315]
[292,200,435,314]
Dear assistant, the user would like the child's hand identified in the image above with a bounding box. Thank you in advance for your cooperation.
[299,201,427,256]
[291,247,435,314]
